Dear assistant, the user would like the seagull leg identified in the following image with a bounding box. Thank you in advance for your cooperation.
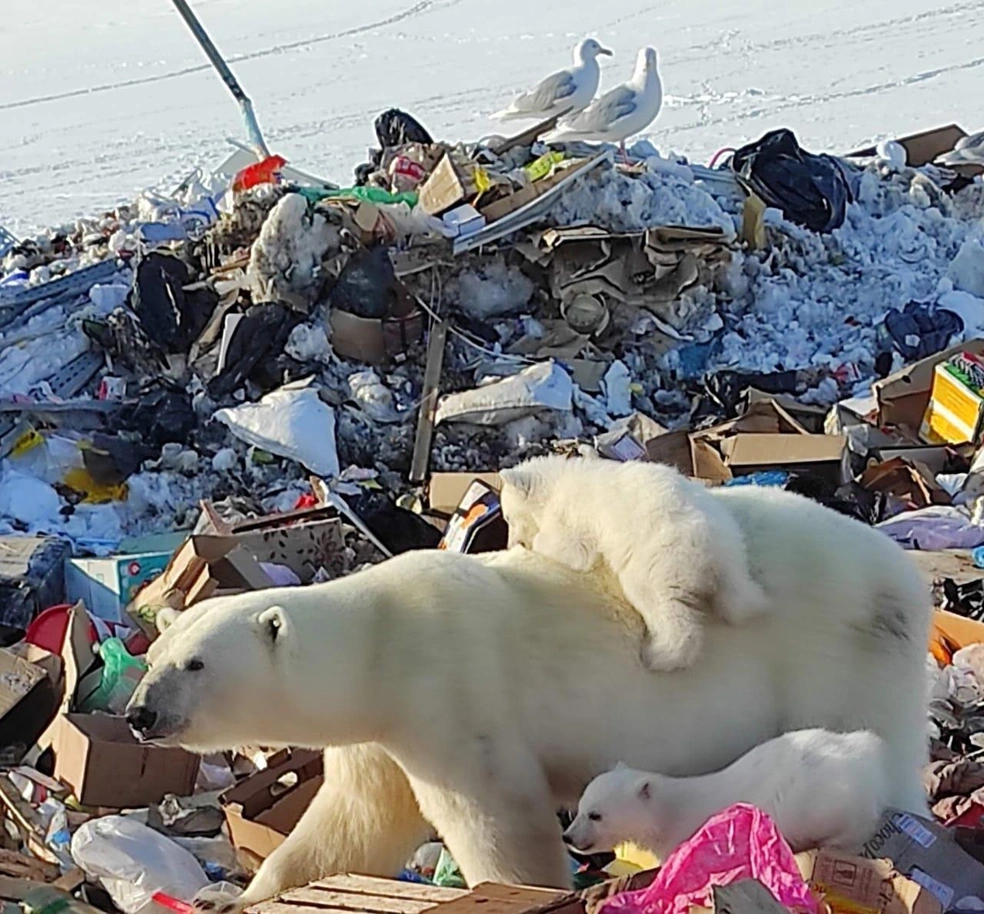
[619,141,629,164]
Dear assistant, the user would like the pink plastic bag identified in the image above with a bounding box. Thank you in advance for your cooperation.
[597,804,819,914]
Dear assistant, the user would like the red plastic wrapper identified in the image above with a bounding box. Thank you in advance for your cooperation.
[233,154,287,192]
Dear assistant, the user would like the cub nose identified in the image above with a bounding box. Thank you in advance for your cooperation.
[561,832,574,845]
[127,705,157,735]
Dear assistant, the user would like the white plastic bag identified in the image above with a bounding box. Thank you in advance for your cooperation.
[71,815,210,914]
[435,361,573,426]
[214,377,340,478]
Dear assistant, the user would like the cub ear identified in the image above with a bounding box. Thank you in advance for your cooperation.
[638,779,651,801]
[257,605,289,646]
[614,761,628,771]
[156,607,181,634]
[499,464,541,500]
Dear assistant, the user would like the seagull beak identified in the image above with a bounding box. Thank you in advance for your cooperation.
[599,47,613,56]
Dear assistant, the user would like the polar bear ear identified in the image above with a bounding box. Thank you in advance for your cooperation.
[614,761,628,771]
[257,605,290,646]
[500,464,542,500]
[637,779,651,801]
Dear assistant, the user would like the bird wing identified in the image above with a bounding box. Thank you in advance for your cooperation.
[563,85,638,135]
[513,68,579,113]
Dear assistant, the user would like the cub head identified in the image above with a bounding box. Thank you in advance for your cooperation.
[563,763,658,854]
[126,593,298,753]
[499,455,569,548]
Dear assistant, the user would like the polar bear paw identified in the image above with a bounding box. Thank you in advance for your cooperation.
[639,623,703,672]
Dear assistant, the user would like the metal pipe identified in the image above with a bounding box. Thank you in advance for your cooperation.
[168,0,271,157]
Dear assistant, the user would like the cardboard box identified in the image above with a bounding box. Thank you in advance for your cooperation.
[848,124,984,178]
[45,713,199,808]
[919,356,984,445]
[419,154,488,216]
[438,480,507,554]
[685,399,844,482]
[931,609,984,651]
[796,848,941,914]
[39,604,200,807]
[428,473,502,517]
[65,552,173,623]
[220,749,324,869]
[329,307,425,366]
[859,809,984,910]
[859,457,950,511]
[873,339,984,432]
[129,535,275,633]
[0,649,58,760]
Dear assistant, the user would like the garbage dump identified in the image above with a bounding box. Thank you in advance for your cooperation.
[2,99,984,914]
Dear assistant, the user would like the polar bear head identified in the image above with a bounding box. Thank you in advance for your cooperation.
[499,455,574,548]
[563,763,662,854]
[125,583,371,753]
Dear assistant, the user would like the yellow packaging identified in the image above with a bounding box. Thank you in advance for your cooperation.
[615,841,660,870]
[919,361,984,445]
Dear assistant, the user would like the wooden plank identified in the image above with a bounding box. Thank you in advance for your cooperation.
[307,877,469,904]
[260,903,426,914]
[0,849,59,882]
[0,779,59,866]
[409,319,448,484]
[277,888,437,914]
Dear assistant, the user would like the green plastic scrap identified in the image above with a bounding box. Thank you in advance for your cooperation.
[432,846,467,889]
[299,186,419,207]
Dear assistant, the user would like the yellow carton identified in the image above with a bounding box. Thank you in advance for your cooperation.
[919,357,984,445]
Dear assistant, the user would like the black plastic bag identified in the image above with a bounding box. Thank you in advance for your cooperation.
[208,303,303,399]
[731,128,851,233]
[347,491,442,554]
[328,245,397,319]
[127,251,218,353]
[117,384,197,447]
[884,301,963,362]
[374,108,433,148]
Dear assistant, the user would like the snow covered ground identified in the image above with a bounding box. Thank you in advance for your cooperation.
[3,0,984,234]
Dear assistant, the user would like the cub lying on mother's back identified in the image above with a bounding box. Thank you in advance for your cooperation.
[499,456,769,671]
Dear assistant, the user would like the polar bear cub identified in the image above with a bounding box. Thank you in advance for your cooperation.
[563,729,888,859]
[498,456,769,671]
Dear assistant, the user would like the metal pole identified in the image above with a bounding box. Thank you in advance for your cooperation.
[168,0,271,158]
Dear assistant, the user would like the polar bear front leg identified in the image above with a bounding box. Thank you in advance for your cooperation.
[200,744,431,914]
[619,573,704,672]
[404,742,571,890]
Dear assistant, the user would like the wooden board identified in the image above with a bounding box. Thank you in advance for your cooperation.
[249,875,579,914]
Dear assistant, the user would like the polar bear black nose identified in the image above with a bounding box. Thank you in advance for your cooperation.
[127,705,157,735]
[561,832,573,845]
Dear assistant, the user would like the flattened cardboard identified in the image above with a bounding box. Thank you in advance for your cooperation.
[221,749,324,870]
[719,432,846,470]
[860,809,984,910]
[419,155,483,216]
[859,457,950,510]
[428,473,502,517]
[796,848,941,914]
[0,650,56,758]
[873,339,984,432]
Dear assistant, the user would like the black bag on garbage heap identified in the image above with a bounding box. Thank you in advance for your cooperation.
[354,109,434,185]
[208,302,304,400]
[347,490,442,554]
[328,245,397,320]
[731,128,851,233]
[128,251,218,354]
[375,108,433,149]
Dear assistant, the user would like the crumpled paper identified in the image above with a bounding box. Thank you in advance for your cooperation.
[597,804,818,914]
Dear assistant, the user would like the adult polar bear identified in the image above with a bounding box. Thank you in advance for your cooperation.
[127,486,931,912]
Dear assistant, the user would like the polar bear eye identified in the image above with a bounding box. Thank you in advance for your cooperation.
[186,658,205,672]
[588,812,602,822]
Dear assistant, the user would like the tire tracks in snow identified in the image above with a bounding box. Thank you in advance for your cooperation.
[0,0,449,113]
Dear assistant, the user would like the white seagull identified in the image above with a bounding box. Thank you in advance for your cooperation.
[544,46,663,159]
[492,38,613,123]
